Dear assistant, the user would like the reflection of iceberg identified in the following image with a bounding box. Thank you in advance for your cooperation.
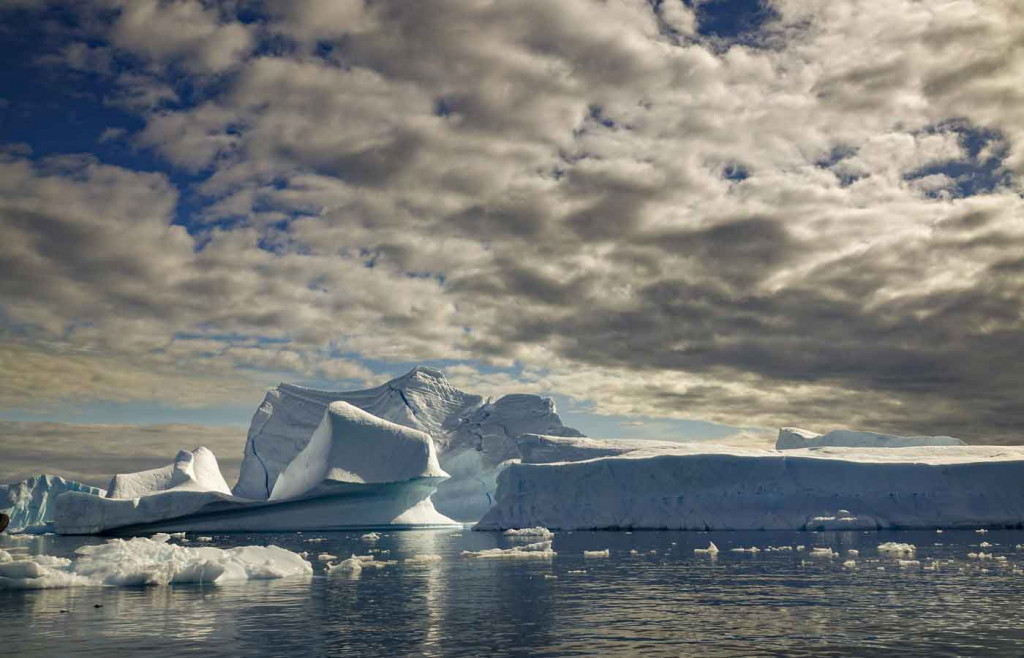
[476,440,1024,531]
[54,402,455,534]
[0,475,104,531]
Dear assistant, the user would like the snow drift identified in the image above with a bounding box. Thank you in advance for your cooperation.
[476,443,1024,531]
[0,475,104,530]
[776,427,967,450]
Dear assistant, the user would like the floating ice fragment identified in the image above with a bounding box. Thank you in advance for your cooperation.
[317,553,338,561]
[361,532,381,542]
[0,536,311,590]
[503,527,553,538]
[584,549,610,558]
[878,542,916,556]
[462,540,556,559]
[694,542,719,555]
[843,560,856,569]
[847,550,860,557]
[730,547,760,554]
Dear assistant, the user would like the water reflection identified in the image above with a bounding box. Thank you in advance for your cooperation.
[5,529,1024,656]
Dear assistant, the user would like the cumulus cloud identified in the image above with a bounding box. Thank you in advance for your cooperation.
[2,0,1024,442]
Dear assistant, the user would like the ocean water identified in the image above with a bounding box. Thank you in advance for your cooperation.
[4,528,1024,657]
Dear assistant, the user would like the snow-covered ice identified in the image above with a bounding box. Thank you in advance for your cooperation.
[106,447,231,499]
[878,543,916,556]
[234,367,583,521]
[54,401,456,534]
[0,534,310,590]
[583,549,610,558]
[476,443,1024,531]
[776,427,966,450]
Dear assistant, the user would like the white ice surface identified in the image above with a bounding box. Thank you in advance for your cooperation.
[776,427,967,450]
[106,447,232,499]
[269,401,447,501]
[0,534,311,590]
[476,443,1024,531]
[0,475,104,530]
[235,368,583,522]
[54,404,456,534]
[461,540,556,559]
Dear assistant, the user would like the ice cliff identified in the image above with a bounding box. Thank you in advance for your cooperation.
[476,440,1024,531]
[0,475,104,530]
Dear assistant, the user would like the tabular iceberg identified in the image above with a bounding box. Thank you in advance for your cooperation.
[776,427,967,450]
[476,440,1024,531]
[0,475,105,531]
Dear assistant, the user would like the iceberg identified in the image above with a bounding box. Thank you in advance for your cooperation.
[476,441,1024,531]
[235,367,583,521]
[54,402,455,534]
[106,446,232,499]
[776,427,967,450]
[0,475,104,531]
[0,534,310,589]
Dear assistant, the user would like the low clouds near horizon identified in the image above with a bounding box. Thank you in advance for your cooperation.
[1,0,1023,442]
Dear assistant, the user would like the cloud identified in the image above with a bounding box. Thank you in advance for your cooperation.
[0,421,247,488]
[2,0,1024,443]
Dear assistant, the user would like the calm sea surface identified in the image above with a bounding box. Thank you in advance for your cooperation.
[4,528,1024,657]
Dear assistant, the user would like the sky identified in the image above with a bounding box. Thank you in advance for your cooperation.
[1,0,1023,483]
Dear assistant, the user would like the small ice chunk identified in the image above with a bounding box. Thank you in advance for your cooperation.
[502,527,554,538]
[361,532,381,542]
[730,546,760,554]
[462,540,556,559]
[980,542,992,548]
[317,553,338,561]
[544,574,558,580]
[976,529,988,535]
[327,556,363,575]
[898,559,920,568]
[567,570,586,574]
[584,549,610,558]
[843,560,856,569]
[694,542,719,555]
[847,550,860,557]
[810,547,837,558]
[196,536,213,543]
[878,542,916,556]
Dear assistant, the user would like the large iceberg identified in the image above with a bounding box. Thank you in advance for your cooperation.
[776,427,967,450]
[476,439,1024,531]
[1,475,104,530]
[54,402,455,534]
[235,367,583,520]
